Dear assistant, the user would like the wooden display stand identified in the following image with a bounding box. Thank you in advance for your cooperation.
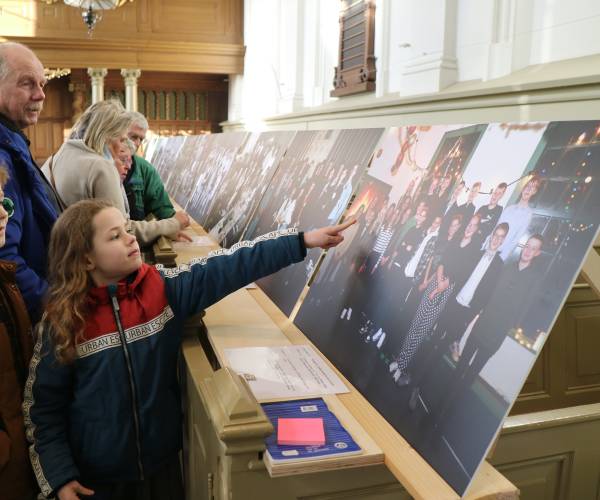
[175,216,523,500]
[144,214,178,267]
[152,235,178,266]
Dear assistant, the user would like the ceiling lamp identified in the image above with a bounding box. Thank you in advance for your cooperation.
[44,68,71,80]
[42,1,133,35]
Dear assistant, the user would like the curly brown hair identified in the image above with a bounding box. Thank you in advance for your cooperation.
[45,199,114,364]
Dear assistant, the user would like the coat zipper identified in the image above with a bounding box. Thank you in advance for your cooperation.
[109,291,145,480]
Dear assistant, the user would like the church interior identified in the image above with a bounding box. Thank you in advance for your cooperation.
[1,1,599,499]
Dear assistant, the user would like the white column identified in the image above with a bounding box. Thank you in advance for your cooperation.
[87,68,108,104]
[277,0,304,114]
[121,69,142,111]
[375,0,392,98]
[302,0,318,107]
[485,0,517,80]
[318,1,340,106]
[227,74,244,122]
[400,0,458,95]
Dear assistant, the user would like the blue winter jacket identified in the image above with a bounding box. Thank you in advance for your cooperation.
[24,229,305,497]
[0,121,58,322]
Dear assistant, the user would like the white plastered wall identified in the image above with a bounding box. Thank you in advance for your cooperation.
[225,0,600,131]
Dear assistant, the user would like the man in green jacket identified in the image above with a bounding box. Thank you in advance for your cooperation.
[125,111,180,221]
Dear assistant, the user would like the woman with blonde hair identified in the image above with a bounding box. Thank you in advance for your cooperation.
[42,100,189,245]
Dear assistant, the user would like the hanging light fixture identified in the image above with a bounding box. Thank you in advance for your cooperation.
[44,68,72,80]
[42,1,133,35]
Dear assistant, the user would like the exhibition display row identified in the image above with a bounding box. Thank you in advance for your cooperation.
[147,121,600,496]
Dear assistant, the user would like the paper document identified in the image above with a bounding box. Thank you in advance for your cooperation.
[224,345,348,400]
[172,235,215,248]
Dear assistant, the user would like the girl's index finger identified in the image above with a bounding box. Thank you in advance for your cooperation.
[335,218,357,233]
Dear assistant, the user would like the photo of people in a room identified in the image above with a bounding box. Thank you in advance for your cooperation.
[244,128,384,316]
[183,132,249,226]
[150,134,187,190]
[205,131,296,247]
[143,135,166,172]
[294,121,600,495]
[166,134,210,209]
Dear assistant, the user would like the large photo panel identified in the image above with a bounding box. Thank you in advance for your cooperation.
[182,132,249,226]
[151,135,187,191]
[244,128,384,316]
[295,121,600,496]
[167,135,212,208]
[142,135,165,170]
[204,131,297,247]
[295,123,487,388]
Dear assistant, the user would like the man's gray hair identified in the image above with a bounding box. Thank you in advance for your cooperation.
[126,138,136,155]
[0,42,36,81]
[125,111,149,131]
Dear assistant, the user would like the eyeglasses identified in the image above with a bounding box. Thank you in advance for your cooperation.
[1,197,14,218]
[128,134,147,146]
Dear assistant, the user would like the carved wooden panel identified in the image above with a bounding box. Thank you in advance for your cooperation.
[494,406,600,500]
[151,120,212,137]
[0,0,241,41]
[495,453,572,500]
[147,0,242,43]
[0,1,38,36]
[512,279,600,414]
[27,121,62,162]
[151,0,211,35]
[565,300,600,391]
[0,0,244,74]
[517,334,552,403]
[101,69,226,133]
[21,67,224,161]
[103,70,228,93]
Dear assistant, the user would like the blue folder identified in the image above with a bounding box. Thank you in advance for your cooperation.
[261,398,361,462]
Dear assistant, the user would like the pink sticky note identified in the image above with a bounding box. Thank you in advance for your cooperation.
[277,417,325,446]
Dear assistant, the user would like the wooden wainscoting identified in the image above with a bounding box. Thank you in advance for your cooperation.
[494,404,600,500]
[23,69,228,160]
[512,273,600,414]
[0,0,244,74]
[100,69,229,134]
[147,120,212,137]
